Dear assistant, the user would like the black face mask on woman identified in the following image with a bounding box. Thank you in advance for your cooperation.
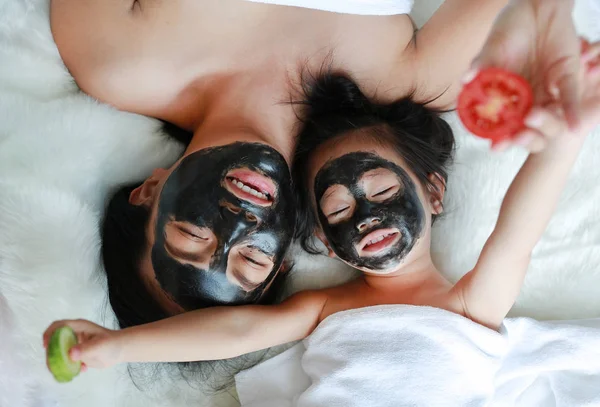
[314,152,425,272]
[152,142,296,309]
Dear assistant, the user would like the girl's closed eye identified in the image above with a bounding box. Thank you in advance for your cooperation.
[360,168,403,202]
[319,184,356,225]
[372,185,400,200]
[328,206,350,218]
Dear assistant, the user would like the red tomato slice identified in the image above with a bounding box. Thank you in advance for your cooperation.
[458,68,533,144]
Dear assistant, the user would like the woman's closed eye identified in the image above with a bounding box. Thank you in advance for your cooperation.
[175,223,209,241]
[227,246,275,291]
[163,220,217,268]
[239,246,273,270]
[242,254,266,267]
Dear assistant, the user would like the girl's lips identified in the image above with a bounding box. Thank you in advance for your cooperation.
[356,228,400,256]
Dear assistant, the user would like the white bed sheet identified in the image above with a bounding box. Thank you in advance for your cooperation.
[0,1,599,407]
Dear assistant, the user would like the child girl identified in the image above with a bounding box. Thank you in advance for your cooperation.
[44,44,600,373]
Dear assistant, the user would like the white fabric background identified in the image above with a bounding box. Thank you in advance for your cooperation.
[0,1,598,406]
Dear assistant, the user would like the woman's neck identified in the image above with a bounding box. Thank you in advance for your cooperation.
[182,58,316,164]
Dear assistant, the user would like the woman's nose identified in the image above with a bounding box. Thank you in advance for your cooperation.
[357,217,381,232]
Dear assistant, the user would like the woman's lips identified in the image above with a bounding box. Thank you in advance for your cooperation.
[356,228,400,257]
[224,169,276,207]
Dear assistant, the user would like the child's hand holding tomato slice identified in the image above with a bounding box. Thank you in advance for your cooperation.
[457,68,533,148]
[466,0,582,132]
[459,40,600,152]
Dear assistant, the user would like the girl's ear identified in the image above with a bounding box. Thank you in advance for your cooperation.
[427,173,446,216]
[315,229,336,258]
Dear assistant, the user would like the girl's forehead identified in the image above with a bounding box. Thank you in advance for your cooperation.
[308,136,414,188]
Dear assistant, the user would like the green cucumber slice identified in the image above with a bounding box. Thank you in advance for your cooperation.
[46,326,81,383]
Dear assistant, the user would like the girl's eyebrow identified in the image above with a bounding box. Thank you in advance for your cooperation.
[322,188,338,201]
[361,168,390,178]
[322,184,349,201]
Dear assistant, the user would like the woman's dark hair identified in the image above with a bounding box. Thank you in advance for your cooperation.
[101,123,288,391]
[292,72,455,254]
[101,189,288,328]
[102,185,170,328]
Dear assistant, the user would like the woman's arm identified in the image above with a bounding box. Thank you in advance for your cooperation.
[410,0,509,108]
[44,290,328,368]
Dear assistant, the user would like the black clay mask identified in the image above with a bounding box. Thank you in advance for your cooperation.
[152,142,295,309]
[314,152,425,272]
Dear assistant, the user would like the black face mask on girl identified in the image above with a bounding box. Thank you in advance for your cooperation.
[314,152,425,272]
[151,142,296,309]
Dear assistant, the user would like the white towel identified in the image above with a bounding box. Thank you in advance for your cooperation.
[237,305,505,407]
[235,305,600,407]
[244,0,413,15]
[493,318,600,406]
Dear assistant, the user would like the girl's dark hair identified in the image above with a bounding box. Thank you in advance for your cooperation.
[292,73,455,254]
[101,123,288,392]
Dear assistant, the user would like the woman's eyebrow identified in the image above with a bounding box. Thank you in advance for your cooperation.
[231,267,262,292]
[244,245,273,258]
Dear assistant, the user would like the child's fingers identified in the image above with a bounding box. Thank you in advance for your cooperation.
[44,319,105,351]
[69,346,82,361]
[513,129,547,153]
[43,321,68,348]
[69,342,95,362]
[582,40,600,80]
[524,108,567,141]
[582,41,600,65]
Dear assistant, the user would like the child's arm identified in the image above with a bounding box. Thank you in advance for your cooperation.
[409,0,509,108]
[44,290,328,368]
[451,47,600,330]
[451,125,585,329]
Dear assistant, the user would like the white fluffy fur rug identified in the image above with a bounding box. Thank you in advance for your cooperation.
[0,1,599,406]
